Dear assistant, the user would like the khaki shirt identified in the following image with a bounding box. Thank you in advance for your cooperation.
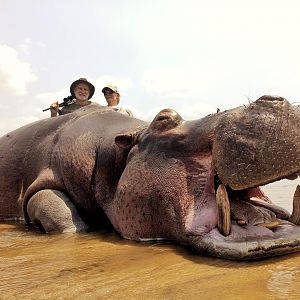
[107,106,134,117]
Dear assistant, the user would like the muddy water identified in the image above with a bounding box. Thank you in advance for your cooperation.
[1,180,300,299]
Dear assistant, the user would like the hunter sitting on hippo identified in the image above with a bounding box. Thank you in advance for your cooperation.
[1,95,300,260]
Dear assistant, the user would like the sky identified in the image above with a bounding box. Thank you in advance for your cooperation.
[1,0,300,136]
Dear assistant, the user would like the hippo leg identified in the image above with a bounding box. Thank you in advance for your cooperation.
[27,189,88,233]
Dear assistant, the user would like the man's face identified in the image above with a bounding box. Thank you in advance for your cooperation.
[74,83,90,101]
[103,89,118,106]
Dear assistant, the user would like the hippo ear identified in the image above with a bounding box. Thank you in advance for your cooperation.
[115,132,139,149]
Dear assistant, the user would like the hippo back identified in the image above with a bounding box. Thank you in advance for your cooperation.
[0,104,146,221]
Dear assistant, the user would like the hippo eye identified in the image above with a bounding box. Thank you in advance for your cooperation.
[257,95,285,102]
[156,115,171,121]
[149,109,183,132]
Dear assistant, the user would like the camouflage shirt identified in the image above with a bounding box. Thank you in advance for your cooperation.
[60,101,93,115]
[60,102,133,117]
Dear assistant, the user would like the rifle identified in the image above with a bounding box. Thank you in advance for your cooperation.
[42,96,74,114]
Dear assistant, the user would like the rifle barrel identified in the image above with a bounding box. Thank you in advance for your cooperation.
[42,99,72,112]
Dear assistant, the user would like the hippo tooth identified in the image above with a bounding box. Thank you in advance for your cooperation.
[256,219,294,229]
[256,221,281,229]
[236,219,247,226]
[289,185,300,225]
[216,184,231,236]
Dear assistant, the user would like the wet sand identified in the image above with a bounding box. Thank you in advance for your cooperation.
[1,179,300,299]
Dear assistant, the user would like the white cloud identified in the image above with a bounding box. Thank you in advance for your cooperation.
[0,115,41,137]
[36,87,69,111]
[0,44,37,95]
[141,67,201,95]
[133,101,215,122]
[140,66,222,102]
[93,75,133,94]
[19,38,32,55]
[134,105,167,122]
[176,102,216,120]
[19,37,46,55]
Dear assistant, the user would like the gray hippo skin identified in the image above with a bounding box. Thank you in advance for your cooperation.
[1,97,300,260]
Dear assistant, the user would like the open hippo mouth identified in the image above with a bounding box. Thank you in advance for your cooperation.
[189,173,300,260]
[189,96,300,260]
[214,176,300,237]
[216,177,300,236]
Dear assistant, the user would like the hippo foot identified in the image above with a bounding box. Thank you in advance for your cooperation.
[27,189,89,233]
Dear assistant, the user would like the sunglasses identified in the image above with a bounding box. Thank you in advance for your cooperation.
[103,90,114,95]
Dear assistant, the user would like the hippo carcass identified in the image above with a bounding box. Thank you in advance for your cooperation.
[1,97,300,260]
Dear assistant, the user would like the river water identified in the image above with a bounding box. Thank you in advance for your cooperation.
[1,179,300,299]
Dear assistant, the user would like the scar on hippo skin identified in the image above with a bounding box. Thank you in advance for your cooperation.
[27,189,88,233]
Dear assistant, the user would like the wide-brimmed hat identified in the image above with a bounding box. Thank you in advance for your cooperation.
[102,84,119,94]
[70,78,95,99]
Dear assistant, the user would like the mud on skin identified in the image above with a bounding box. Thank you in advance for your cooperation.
[1,98,300,260]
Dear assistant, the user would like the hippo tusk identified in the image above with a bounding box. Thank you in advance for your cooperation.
[289,185,300,225]
[216,184,231,236]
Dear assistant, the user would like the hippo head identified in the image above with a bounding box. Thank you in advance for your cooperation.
[112,96,300,260]
[213,95,300,189]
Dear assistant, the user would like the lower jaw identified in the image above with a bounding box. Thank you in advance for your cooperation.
[189,224,300,260]
[215,183,300,237]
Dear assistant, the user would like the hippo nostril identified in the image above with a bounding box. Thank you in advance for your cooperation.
[156,115,171,121]
[257,95,285,102]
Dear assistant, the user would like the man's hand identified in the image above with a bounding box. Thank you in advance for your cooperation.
[50,101,59,117]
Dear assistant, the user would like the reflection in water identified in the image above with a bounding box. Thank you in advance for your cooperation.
[0,180,300,299]
[261,178,300,212]
[267,264,300,298]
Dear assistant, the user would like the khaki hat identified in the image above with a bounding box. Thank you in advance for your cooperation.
[102,84,119,94]
[70,78,95,99]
